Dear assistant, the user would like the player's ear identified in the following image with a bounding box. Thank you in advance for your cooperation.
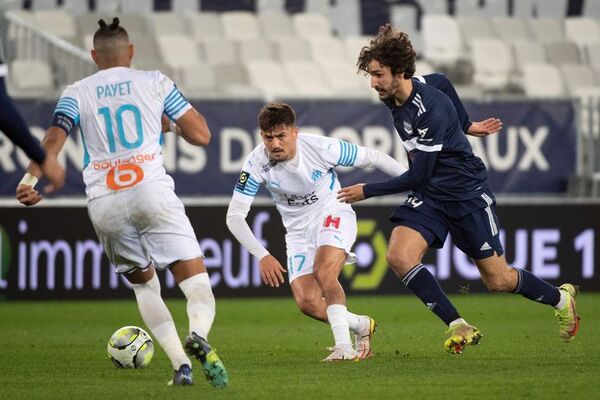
[128,44,134,61]
[91,49,98,64]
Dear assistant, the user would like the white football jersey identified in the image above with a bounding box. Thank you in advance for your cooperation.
[231,134,364,232]
[53,66,191,199]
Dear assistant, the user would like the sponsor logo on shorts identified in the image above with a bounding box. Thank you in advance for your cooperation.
[323,215,341,229]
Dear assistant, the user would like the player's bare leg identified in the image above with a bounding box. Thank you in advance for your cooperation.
[475,253,580,342]
[170,258,228,388]
[125,265,194,385]
[314,245,358,361]
[291,275,376,359]
[387,226,480,354]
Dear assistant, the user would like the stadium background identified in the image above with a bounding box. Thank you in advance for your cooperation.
[1,1,599,399]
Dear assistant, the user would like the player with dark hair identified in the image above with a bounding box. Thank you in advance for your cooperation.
[227,103,406,361]
[16,18,228,387]
[338,24,579,353]
[0,55,65,193]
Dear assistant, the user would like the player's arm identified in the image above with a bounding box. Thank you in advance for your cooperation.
[353,145,407,176]
[338,111,444,203]
[421,73,502,137]
[165,108,211,146]
[225,171,286,288]
[321,137,406,176]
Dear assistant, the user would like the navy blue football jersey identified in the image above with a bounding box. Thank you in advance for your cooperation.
[363,78,488,207]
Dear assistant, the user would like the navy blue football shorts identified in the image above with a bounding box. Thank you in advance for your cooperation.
[390,193,504,260]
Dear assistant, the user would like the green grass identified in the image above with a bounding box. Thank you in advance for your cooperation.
[0,293,598,400]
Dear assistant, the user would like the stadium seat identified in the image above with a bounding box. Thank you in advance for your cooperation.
[157,35,201,70]
[546,41,581,65]
[94,0,120,13]
[119,0,153,15]
[342,36,371,64]
[31,0,59,11]
[172,0,200,13]
[492,17,531,44]
[293,13,333,39]
[188,13,224,41]
[221,12,260,41]
[152,12,188,36]
[62,0,90,15]
[321,61,371,98]
[214,63,262,98]
[521,64,565,97]
[418,0,448,15]
[199,38,238,65]
[471,39,513,91]
[271,37,312,62]
[455,0,509,17]
[422,15,464,67]
[513,41,547,72]
[329,0,362,36]
[564,18,600,51]
[415,60,435,76]
[129,33,163,70]
[257,11,293,38]
[585,43,600,73]
[257,0,286,13]
[389,4,422,53]
[457,16,496,49]
[560,64,598,96]
[282,61,335,98]
[528,18,565,43]
[246,60,295,100]
[308,37,349,65]
[34,10,77,43]
[513,0,567,18]
[180,64,219,97]
[238,39,275,62]
[118,15,150,35]
[9,59,54,93]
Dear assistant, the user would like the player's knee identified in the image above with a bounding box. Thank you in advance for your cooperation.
[295,295,320,317]
[386,249,417,276]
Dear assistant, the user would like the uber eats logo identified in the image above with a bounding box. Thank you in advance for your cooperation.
[0,224,10,289]
[343,219,387,290]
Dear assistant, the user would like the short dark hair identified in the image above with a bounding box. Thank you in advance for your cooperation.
[257,103,296,132]
[93,17,129,49]
[357,24,416,79]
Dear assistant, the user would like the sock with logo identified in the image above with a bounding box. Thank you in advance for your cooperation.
[402,264,461,326]
[512,268,561,306]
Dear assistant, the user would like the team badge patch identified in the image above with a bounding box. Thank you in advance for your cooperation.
[236,171,250,191]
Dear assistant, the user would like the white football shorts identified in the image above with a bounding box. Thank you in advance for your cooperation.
[285,208,357,283]
[87,179,203,274]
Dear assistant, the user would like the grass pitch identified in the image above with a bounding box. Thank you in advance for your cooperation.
[0,293,598,400]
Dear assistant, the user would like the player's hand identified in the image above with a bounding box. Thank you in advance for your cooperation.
[337,184,366,204]
[16,184,44,206]
[259,255,286,288]
[40,156,65,194]
[467,118,502,137]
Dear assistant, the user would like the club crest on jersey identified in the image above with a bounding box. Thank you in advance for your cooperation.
[403,121,413,134]
[236,171,250,190]
[418,127,429,138]
[311,169,323,182]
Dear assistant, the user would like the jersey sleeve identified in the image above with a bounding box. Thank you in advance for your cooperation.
[231,153,265,203]
[51,86,80,134]
[317,136,359,168]
[158,73,192,121]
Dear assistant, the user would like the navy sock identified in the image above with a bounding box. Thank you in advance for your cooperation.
[513,268,560,306]
[402,264,461,325]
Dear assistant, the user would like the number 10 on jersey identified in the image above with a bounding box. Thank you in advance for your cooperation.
[98,104,144,153]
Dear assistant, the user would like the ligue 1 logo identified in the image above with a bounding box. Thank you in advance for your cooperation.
[343,219,387,291]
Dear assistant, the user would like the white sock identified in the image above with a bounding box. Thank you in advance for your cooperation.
[178,272,215,339]
[326,304,353,351]
[131,274,190,370]
[553,289,567,310]
[347,311,367,334]
[449,318,467,328]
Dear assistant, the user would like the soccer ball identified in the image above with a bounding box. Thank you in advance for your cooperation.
[107,326,154,368]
